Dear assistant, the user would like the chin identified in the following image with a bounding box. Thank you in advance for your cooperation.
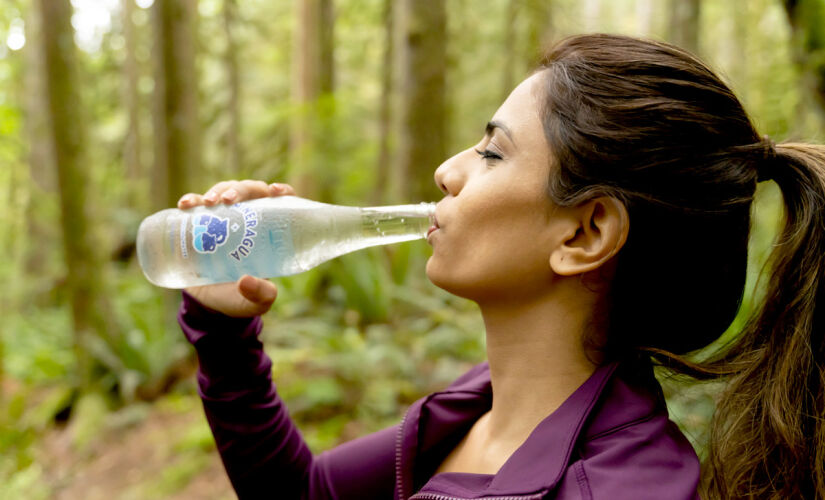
[425,259,486,302]
[426,259,462,296]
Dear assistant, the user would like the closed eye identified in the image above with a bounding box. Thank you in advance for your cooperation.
[474,148,502,161]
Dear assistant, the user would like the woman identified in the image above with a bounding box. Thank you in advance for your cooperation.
[176,34,825,499]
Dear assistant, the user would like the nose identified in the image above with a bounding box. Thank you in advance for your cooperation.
[433,150,468,196]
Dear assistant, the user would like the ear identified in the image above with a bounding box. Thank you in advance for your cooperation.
[549,197,629,276]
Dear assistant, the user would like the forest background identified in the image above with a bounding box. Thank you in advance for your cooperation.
[1,0,824,498]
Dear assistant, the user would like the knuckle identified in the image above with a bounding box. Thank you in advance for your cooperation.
[239,179,270,198]
[207,182,224,195]
[216,180,238,191]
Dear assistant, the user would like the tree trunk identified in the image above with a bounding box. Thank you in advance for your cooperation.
[783,0,825,126]
[668,0,701,55]
[290,0,335,200]
[291,0,320,199]
[123,0,144,204]
[397,0,447,202]
[151,0,198,210]
[223,0,242,175]
[524,0,554,70]
[24,3,55,278]
[374,0,394,204]
[726,0,749,102]
[38,0,107,389]
[319,0,335,95]
[501,0,519,101]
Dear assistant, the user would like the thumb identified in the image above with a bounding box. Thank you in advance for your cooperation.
[238,275,278,307]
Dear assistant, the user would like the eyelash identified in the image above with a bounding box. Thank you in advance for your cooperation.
[474,148,502,162]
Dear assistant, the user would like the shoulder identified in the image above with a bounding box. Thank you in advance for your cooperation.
[571,415,700,500]
[565,365,700,500]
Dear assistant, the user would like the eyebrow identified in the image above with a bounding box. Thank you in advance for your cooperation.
[486,120,515,146]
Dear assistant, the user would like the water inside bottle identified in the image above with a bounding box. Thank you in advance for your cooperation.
[137,197,434,288]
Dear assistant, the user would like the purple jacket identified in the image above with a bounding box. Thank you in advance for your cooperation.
[179,292,700,499]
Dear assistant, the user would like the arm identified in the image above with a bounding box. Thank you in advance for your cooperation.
[180,291,397,500]
[175,180,397,499]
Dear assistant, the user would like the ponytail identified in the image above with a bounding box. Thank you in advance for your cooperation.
[702,143,825,499]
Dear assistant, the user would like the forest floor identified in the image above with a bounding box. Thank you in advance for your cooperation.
[36,394,236,500]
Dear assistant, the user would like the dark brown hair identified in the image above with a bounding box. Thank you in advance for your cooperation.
[538,34,825,499]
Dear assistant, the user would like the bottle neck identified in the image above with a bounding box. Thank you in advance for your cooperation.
[359,202,436,240]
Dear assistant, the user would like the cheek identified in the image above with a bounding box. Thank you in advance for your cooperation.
[425,214,553,297]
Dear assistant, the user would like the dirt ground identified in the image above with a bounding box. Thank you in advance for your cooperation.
[38,402,237,500]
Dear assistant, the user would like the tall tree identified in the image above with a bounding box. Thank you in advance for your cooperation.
[24,2,55,277]
[668,0,701,55]
[223,0,242,175]
[397,0,447,201]
[290,0,335,200]
[501,0,519,100]
[151,0,198,210]
[123,0,144,201]
[319,0,335,95]
[37,0,108,388]
[783,0,825,125]
[524,0,554,69]
[726,0,750,103]
[374,0,394,204]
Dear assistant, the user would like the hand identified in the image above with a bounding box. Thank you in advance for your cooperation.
[177,180,297,318]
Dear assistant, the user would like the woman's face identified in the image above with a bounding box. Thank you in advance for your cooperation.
[427,73,571,303]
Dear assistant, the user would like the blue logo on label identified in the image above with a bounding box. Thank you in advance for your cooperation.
[192,214,229,253]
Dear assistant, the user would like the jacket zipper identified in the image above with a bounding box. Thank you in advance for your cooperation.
[409,493,545,500]
[396,408,411,500]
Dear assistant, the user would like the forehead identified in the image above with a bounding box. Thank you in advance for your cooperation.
[490,72,547,152]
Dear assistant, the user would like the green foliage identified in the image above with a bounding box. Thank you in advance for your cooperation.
[4,307,75,384]
[67,392,109,452]
[0,462,52,500]
[90,271,190,402]
[144,450,213,498]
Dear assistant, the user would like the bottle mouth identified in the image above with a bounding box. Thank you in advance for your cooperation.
[423,202,436,227]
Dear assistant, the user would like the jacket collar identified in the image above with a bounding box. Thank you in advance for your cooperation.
[395,362,640,499]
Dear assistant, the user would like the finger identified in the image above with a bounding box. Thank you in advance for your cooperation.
[203,180,239,206]
[268,183,297,197]
[227,180,273,203]
[177,192,205,209]
[237,275,278,308]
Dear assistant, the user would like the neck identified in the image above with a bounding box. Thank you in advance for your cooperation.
[477,285,601,442]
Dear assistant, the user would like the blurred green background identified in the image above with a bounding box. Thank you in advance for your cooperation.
[1,0,823,498]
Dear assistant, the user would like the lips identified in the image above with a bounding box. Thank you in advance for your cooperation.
[427,213,441,238]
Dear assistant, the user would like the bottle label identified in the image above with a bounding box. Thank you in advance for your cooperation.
[228,203,258,261]
[192,214,230,254]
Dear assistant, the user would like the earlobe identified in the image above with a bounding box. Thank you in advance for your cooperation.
[549,197,629,276]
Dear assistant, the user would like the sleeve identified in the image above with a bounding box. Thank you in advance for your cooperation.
[178,291,398,500]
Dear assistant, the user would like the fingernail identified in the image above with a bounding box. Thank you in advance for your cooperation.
[204,191,218,203]
[222,189,237,202]
[269,183,283,192]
